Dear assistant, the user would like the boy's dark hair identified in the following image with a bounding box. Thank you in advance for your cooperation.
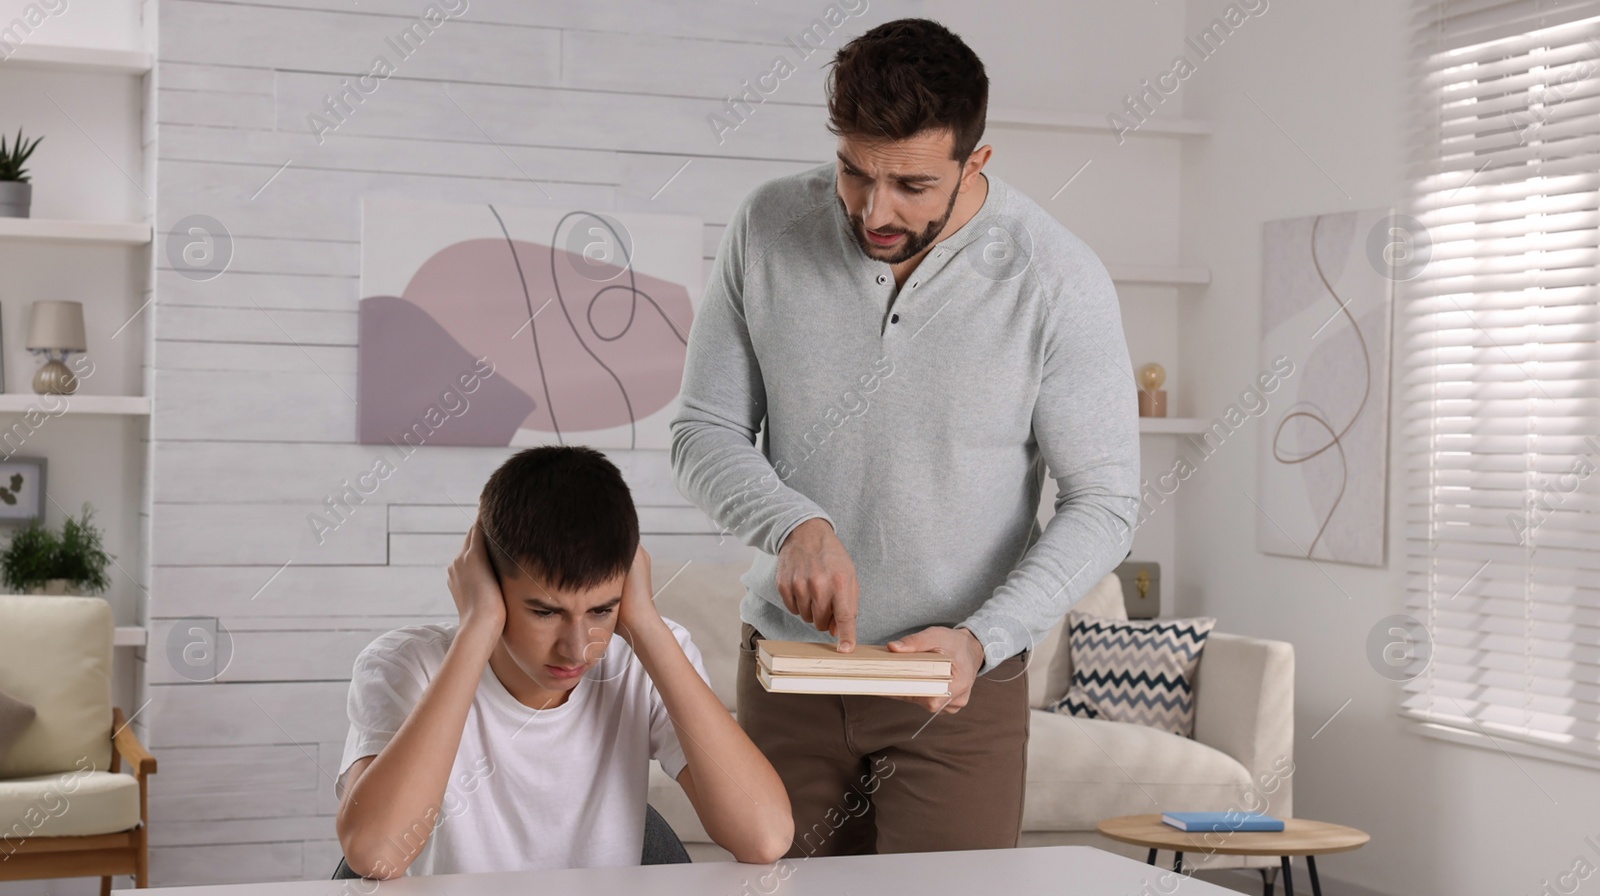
[478,445,639,591]
[824,18,989,163]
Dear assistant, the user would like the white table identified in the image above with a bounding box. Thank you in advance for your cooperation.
[141,846,1239,895]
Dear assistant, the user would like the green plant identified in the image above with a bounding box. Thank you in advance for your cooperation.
[0,128,43,182]
[58,506,112,594]
[2,519,59,592]
[1,504,113,594]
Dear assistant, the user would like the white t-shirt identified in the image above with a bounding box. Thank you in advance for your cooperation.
[337,617,710,876]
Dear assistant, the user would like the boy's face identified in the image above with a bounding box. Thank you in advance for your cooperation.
[495,567,626,695]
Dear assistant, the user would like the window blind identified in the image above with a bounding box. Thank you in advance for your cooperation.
[1403,1,1600,761]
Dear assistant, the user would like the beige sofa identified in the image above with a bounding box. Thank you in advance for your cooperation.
[649,563,1294,872]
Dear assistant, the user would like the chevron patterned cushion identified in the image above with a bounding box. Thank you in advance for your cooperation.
[1047,612,1217,737]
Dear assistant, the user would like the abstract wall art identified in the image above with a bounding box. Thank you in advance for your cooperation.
[1256,208,1394,567]
[358,198,702,450]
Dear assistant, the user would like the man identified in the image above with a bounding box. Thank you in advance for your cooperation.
[670,18,1140,856]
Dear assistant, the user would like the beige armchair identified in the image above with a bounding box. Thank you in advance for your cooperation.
[0,596,156,895]
[646,565,1294,873]
[1021,574,1296,874]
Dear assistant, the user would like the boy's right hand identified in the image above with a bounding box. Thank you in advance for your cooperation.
[448,519,506,641]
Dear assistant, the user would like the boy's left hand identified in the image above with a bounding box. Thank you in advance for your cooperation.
[616,545,665,647]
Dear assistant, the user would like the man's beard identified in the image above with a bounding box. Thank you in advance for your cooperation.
[837,184,961,264]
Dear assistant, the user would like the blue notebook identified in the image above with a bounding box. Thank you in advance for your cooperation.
[1161,812,1285,832]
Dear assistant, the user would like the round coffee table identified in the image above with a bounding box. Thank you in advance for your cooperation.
[1096,814,1368,896]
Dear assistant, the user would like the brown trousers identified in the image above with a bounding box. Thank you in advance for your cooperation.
[736,621,1030,858]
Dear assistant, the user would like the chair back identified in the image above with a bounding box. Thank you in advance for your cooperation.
[0,595,114,777]
[641,803,690,864]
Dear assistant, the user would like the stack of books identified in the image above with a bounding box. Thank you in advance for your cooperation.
[1160,812,1285,832]
[756,639,953,697]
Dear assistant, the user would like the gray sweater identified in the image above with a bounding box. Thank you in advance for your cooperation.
[670,162,1141,674]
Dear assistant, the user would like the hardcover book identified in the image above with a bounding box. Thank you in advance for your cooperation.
[756,639,953,679]
[1161,812,1286,832]
[757,666,952,697]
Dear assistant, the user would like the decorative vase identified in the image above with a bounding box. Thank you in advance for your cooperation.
[0,181,31,218]
[27,579,80,596]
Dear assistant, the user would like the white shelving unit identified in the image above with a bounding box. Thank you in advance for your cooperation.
[996,107,1213,597]
[1,40,155,726]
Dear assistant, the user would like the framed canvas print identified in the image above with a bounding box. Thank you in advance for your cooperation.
[0,456,46,523]
[358,198,703,451]
[1255,209,1394,567]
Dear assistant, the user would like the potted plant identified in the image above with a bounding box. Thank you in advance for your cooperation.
[1,504,113,596]
[0,127,43,219]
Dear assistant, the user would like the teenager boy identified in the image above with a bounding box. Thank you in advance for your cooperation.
[335,446,792,877]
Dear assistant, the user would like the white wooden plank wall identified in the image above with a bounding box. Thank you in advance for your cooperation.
[144,0,917,885]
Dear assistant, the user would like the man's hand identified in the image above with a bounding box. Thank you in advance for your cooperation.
[775,518,860,651]
[616,545,666,647]
[886,626,987,714]
[447,519,506,641]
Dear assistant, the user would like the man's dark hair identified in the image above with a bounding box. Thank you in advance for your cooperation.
[478,445,639,591]
[824,18,988,162]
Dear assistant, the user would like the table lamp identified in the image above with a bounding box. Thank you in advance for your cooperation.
[27,300,87,395]
[1137,362,1168,417]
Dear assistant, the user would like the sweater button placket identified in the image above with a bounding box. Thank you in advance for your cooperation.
[877,272,895,335]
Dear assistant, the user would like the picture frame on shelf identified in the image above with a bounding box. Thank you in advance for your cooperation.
[0,455,46,523]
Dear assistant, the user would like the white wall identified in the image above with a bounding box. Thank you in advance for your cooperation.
[1175,2,1600,895]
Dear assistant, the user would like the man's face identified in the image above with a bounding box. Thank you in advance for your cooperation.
[835,129,966,265]
[496,566,625,694]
